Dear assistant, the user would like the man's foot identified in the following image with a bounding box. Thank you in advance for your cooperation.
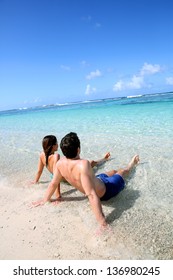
[128,155,140,170]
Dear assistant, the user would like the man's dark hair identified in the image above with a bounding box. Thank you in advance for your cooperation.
[60,132,80,159]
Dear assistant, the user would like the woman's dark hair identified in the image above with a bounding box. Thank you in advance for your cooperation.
[42,135,57,166]
[60,132,80,159]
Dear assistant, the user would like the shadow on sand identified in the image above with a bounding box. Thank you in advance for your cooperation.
[61,188,87,202]
[103,188,140,224]
[61,185,140,217]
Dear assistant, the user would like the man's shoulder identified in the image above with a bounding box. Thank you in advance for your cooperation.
[56,156,65,165]
[55,157,66,175]
[79,159,91,170]
[79,158,90,164]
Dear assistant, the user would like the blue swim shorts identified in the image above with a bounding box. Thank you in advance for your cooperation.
[96,173,125,201]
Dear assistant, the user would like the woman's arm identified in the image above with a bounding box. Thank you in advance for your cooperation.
[31,155,44,184]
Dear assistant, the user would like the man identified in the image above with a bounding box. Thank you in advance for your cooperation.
[33,132,139,229]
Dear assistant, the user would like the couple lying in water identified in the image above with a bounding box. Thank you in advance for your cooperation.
[31,134,111,184]
[32,133,139,231]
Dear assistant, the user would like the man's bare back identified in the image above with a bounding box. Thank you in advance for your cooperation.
[54,156,106,198]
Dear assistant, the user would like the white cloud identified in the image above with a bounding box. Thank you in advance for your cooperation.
[140,62,161,76]
[128,75,144,89]
[85,84,96,95]
[113,75,144,91]
[113,62,162,92]
[166,77,173,85]
[60,65,71,71]
[86,69,102,80]
[113,80,124,91]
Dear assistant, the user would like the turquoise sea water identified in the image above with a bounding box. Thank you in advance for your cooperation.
[1,92,173,258]
[1,91,173,191]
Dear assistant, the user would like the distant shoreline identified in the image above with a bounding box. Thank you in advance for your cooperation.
[0,91,173,114]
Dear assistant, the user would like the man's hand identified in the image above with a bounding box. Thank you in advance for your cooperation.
[30,199,45,208]
[95,223,113,236]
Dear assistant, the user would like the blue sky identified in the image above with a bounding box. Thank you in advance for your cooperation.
[0,0,173,110]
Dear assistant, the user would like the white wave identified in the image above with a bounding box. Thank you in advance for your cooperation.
[83,99,103,103]
[55,103,69,106]
[19,107,28,110]
[127,95,143,99]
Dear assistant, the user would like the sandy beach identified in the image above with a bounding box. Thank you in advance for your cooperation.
[1,180,135,260]
[1,170,173,260]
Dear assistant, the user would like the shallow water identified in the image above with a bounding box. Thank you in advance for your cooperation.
[0,92,173,259]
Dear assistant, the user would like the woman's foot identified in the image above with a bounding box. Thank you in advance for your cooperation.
[104,152,111,161]
[90,152,111,168]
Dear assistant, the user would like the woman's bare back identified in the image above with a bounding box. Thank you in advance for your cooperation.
[40,152,60,174]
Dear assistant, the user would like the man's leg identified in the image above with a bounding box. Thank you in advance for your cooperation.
[105,155,139,178]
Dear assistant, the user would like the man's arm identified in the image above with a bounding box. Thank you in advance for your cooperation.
[80,160,107,227]
[31,164,63,207]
